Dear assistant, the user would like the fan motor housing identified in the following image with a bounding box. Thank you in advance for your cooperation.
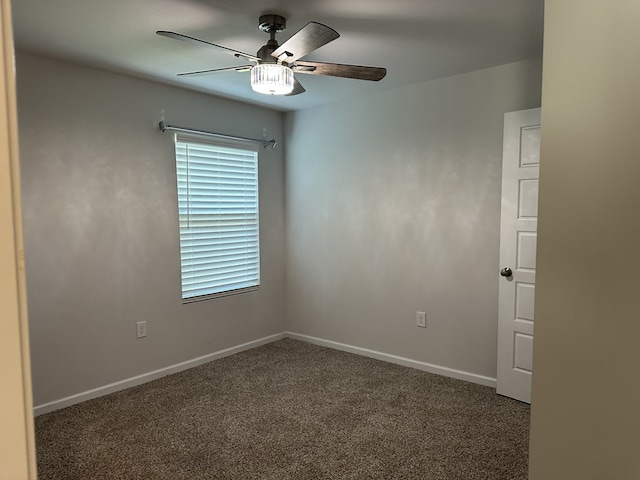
[257,39,280,63]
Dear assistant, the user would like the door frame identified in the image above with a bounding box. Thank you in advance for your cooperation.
[0,0,37,478]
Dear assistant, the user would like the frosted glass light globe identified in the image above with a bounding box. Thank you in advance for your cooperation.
[250,64,294,95]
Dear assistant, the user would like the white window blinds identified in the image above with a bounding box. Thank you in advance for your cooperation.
[175,136,259,301]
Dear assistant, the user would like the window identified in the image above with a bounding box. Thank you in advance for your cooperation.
[175,135,259,301]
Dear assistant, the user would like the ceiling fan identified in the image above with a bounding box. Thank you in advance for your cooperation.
[157,14,387,96]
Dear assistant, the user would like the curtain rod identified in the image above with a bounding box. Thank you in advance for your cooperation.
[158,121,277,149]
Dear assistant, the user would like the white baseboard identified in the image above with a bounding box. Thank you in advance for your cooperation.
[33,332,285,416]
[34,331,496,416]
[284,332,497,388]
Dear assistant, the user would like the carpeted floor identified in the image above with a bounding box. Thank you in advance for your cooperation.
[35,339,530,479]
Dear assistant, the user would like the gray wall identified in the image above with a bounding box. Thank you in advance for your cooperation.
[284,59,542,380]
[18,52,543,408]
[17,53,286,407]
[529,1,640,478]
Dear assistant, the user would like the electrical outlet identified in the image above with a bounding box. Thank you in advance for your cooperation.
[136,321,147,339]
[416,311,427,328]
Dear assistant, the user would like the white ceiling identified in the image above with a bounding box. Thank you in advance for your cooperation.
[11,0,544,112]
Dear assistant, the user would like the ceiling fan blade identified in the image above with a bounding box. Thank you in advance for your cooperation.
[286,78,306,96]
[271,22,339,63]
[177,65,253,77]
[292,61,387,81]
[156,30,259,63]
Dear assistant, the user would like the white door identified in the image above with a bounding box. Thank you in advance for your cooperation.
[496,108,541,404]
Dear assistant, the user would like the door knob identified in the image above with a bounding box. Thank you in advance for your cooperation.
[500,267,513,277]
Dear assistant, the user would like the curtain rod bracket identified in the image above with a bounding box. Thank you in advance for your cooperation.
[158,120,276,148]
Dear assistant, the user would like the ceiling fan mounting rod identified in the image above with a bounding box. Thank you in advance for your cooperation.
[257,14,288,63]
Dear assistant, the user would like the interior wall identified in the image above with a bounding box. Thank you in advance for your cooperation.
[529,1,640,478]
[284,59,542,380]
[16,52,286,408]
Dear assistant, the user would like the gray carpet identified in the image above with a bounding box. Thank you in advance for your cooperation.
[35,339,530,479]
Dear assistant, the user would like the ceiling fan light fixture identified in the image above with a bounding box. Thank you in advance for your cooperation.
[250,63,294,95]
